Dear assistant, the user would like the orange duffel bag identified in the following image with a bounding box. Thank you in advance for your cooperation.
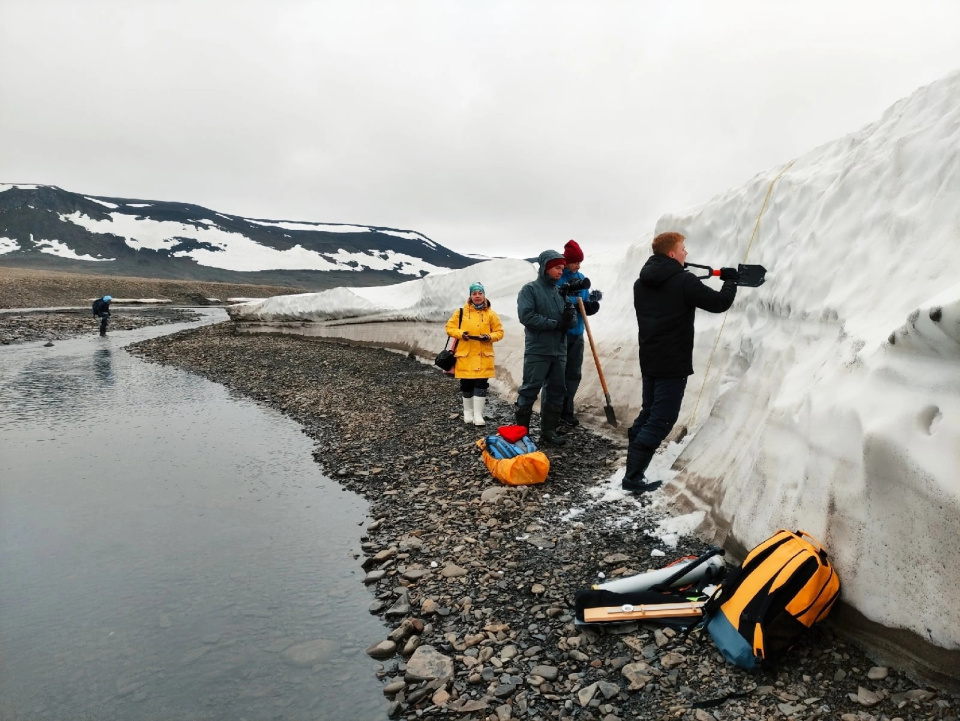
[476,426,549,486]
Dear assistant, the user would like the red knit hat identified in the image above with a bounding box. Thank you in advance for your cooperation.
[563,239,584,263]
[545,257,566,272]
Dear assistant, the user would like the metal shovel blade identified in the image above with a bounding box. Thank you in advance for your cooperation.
[737,264,767,287]
[603,393,618,427]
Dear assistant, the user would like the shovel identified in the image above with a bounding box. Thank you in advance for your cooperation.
[577,297,618,427]
[684,262,767,287]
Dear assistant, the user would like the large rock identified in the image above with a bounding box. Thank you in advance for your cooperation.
[405,645,454,682]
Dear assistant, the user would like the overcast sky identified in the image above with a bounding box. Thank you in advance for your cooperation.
[3,1,960,258]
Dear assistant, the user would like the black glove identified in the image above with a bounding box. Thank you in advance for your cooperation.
[588,289,602,302]
[561,305,577,330]
[479,334,491,341]
[719,267,740,282]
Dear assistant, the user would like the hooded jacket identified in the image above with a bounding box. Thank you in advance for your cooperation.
[517,250,567,357]
[92,297,111,317]
[445,299,504,379]
[634,253,736,377]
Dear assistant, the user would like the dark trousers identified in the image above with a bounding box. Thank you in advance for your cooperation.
[459,378,489,398]
[628,375,687,451]
[98,314,109,336]
[517,354,566,409]
[561,333,584,416]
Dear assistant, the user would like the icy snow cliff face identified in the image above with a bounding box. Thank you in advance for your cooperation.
[658,70,960,662]
[228,70,960,681]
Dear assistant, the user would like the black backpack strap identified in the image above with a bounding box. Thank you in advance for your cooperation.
[650,546,725,594]
[445,308,465,350]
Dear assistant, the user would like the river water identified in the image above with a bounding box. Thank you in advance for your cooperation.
[0,311,389,720]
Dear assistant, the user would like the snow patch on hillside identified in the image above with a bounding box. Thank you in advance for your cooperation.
[85,197,119,209]
[0,237,21,254]
[57,211,446,275]
[34,237,114,261]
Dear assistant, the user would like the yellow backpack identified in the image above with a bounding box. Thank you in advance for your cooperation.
[703,529,840,670]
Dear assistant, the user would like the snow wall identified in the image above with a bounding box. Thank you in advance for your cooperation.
[229,70,960,686]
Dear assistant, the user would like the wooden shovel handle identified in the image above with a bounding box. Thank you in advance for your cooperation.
[577,297,610,396]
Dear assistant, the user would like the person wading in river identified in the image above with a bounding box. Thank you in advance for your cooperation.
[92,295,113,337]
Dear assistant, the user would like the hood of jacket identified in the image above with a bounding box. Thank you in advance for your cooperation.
[536,249,565,284]
[638,253,685,288]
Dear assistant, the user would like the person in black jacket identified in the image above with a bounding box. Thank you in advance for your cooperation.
[92,295,112,336]
[624,232,738,493]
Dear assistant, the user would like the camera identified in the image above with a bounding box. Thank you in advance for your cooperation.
[558,277,591,297]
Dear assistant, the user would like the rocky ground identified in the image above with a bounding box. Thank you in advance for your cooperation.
[125,322,957,721]
[0,307,203,345]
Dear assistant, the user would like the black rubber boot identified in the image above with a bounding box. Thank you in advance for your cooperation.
[560,396,579,427]
[539,404,567,446]
[515,404,533,431]
[622,444,661,493]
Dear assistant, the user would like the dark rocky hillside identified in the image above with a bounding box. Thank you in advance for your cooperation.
[0,184,477,289]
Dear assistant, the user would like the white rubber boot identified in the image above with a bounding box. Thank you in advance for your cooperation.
[462,397,475,424]
[473,396,486,427]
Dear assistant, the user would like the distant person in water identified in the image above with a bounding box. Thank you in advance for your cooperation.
[92,295,112,336]
[445,282,504,427]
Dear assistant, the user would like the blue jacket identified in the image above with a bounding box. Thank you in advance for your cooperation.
[558,268,600,337]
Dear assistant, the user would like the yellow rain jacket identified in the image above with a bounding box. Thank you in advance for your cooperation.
[445,300,504,379]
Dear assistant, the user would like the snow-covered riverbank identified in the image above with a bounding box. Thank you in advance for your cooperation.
[227,70,960,683]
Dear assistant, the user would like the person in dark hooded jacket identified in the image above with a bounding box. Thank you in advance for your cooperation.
[624,231,739,493]
[515,249,577,445]
[92,295,113,336]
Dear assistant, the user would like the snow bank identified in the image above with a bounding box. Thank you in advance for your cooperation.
[228,71,960,670]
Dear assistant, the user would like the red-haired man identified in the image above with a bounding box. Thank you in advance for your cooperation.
[625,232,739,493]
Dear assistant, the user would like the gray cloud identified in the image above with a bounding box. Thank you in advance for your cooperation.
[3,0,960,258]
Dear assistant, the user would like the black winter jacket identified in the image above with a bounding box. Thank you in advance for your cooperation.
[92,298,111,317]
[633,254,736,377]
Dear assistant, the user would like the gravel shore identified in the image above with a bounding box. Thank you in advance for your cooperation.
[0,307,203,345]
[0,265,302,309]
[126,323,955,721]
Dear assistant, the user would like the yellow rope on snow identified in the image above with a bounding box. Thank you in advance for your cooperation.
[689,159,795,427]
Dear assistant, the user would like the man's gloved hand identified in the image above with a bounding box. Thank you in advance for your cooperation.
[561,305,577,330]
[719,267,740,282]
[479,334,491,341]
[462,331,471,340]
[588,289,603,302]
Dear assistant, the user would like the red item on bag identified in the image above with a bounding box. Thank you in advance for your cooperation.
[498,425,528,443]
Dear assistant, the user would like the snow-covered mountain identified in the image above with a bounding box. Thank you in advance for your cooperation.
[0,185,477,288]
[229,69,960,686]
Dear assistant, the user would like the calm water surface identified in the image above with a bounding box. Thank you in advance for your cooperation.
[0,313,388,720]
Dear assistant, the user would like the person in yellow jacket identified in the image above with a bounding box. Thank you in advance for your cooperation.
[445,282,504,426]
